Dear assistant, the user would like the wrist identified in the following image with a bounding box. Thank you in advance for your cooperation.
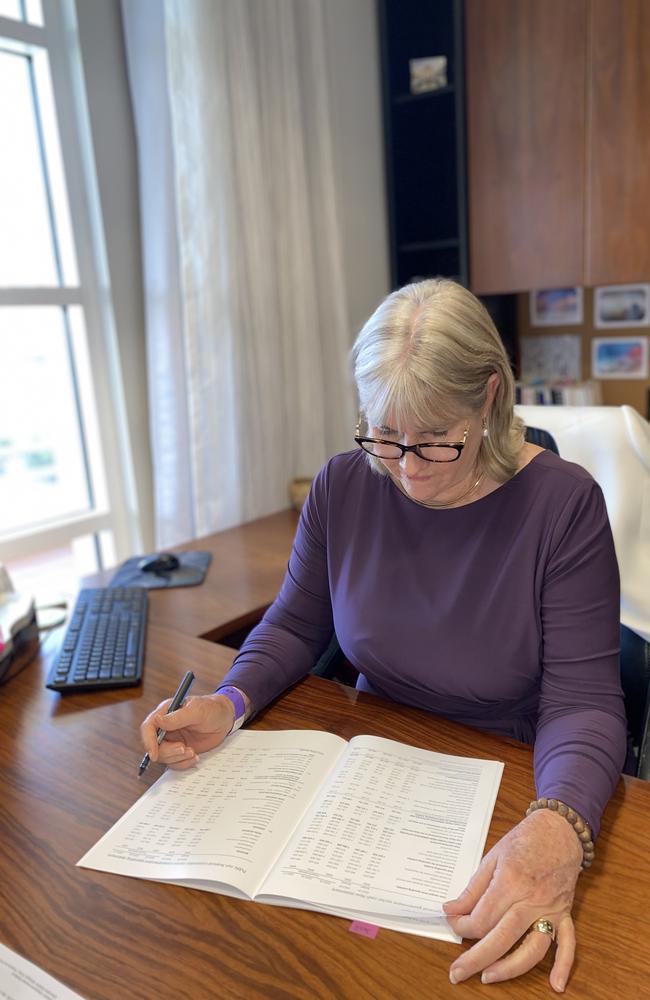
[215,685,247,734]
[526,797,594,869]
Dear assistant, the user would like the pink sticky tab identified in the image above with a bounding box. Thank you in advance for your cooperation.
[349,920,379,939]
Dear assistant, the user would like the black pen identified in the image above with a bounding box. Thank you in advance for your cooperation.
[138,670,195,776]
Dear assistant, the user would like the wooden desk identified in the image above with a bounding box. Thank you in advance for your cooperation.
[91,509,299,642]
[1,521,650,999]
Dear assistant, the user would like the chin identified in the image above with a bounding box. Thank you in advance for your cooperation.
[400,477,436,500]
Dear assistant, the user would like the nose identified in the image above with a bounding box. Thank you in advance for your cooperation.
[399,449,426,475]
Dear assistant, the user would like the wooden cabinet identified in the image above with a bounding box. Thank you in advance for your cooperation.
[587,0,650,285]
[466,0,650,295]
[465,0,586,294]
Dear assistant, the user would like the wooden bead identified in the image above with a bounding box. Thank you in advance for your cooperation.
[557,802,569,817]
[548,798,558,810]
[574,819,585,834]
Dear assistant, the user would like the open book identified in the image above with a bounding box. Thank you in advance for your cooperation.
[78,730,503,941]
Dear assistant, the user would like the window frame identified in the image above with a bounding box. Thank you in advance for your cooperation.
[0,0,142,565]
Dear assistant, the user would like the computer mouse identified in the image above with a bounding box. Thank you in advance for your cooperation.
[138,552,180,574]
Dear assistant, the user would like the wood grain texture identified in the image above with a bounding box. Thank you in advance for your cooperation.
[465,0,587,294]
[587,0,650,284]
[2,620,650,999]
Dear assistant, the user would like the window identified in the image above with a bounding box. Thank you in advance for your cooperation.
[0,0,140,594]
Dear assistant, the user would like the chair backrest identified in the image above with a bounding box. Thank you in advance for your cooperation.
[523,426,559,454]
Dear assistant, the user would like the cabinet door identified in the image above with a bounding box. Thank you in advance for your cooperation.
[465,0,587,294]
[587,0,650,285]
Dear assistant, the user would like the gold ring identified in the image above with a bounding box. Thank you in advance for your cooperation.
[531,918,556,941]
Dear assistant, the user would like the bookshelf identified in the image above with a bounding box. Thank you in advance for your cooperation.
[377,0,518,367]
[378,0,468,289]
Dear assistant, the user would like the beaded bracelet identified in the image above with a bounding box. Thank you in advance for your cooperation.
[526,797,595,870]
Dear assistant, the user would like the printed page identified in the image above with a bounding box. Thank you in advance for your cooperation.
[78,729,346,899]
[0,942,85,999]
[259,735,503,938]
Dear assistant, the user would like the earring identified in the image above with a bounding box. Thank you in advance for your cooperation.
[482,417,488,438]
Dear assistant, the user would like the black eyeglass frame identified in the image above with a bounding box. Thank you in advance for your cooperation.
[354,419,469,464]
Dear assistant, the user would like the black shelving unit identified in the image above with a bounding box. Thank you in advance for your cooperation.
[378,0,468,289]
[377,0,517,365]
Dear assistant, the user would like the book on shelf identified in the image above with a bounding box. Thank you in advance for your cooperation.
[78,729,504,942]
[515,380,602,406]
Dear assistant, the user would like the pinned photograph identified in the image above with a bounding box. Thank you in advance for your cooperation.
[594,284,650,328]
[520,334,582,382]
[592,336,648,380]
[409,56,448,95]
[529,287,583,326]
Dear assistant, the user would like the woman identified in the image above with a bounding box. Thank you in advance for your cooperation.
[141,279,627,991]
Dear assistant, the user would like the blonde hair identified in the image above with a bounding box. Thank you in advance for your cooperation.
[351,278,524,482]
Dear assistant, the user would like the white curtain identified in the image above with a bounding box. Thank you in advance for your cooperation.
[122,0,355,545]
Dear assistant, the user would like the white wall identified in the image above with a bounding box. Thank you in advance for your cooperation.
[74,0,154,552]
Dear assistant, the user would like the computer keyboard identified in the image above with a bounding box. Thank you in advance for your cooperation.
[46,587,147,692]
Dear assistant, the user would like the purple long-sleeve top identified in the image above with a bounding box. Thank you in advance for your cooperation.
[221,448,628,837]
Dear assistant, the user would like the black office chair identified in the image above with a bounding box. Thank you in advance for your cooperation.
[620,625,650,779]
[312,426,650,781]
[311,633,358,687]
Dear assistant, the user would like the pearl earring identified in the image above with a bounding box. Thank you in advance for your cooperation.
[482,417,488,438]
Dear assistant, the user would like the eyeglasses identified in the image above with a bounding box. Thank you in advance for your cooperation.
[354,418,469,463]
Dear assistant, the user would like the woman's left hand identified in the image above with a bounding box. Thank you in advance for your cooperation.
[442,807,584,992]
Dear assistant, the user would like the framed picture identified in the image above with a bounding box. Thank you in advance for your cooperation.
[592,336,649,379]
[594,284,650,328]
[529,287,583,326]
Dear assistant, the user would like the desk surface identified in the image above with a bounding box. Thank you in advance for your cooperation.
[91,509,300,642]
[2,518,649,1000]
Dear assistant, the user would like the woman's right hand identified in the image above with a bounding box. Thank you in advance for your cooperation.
[140,693,236,770]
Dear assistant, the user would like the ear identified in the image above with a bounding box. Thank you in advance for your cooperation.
[485,372,500,412]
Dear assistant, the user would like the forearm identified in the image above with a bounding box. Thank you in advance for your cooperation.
[218,618,330,714]
[534,708,627,837]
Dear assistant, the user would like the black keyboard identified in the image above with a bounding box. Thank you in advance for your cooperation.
[46,587,147,692]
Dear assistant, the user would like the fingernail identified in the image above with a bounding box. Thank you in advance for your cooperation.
[482,972,495,984]
[450,969,466,985]
[552,980,566,994]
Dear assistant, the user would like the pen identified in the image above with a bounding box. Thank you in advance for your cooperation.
[138,670,195,776]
